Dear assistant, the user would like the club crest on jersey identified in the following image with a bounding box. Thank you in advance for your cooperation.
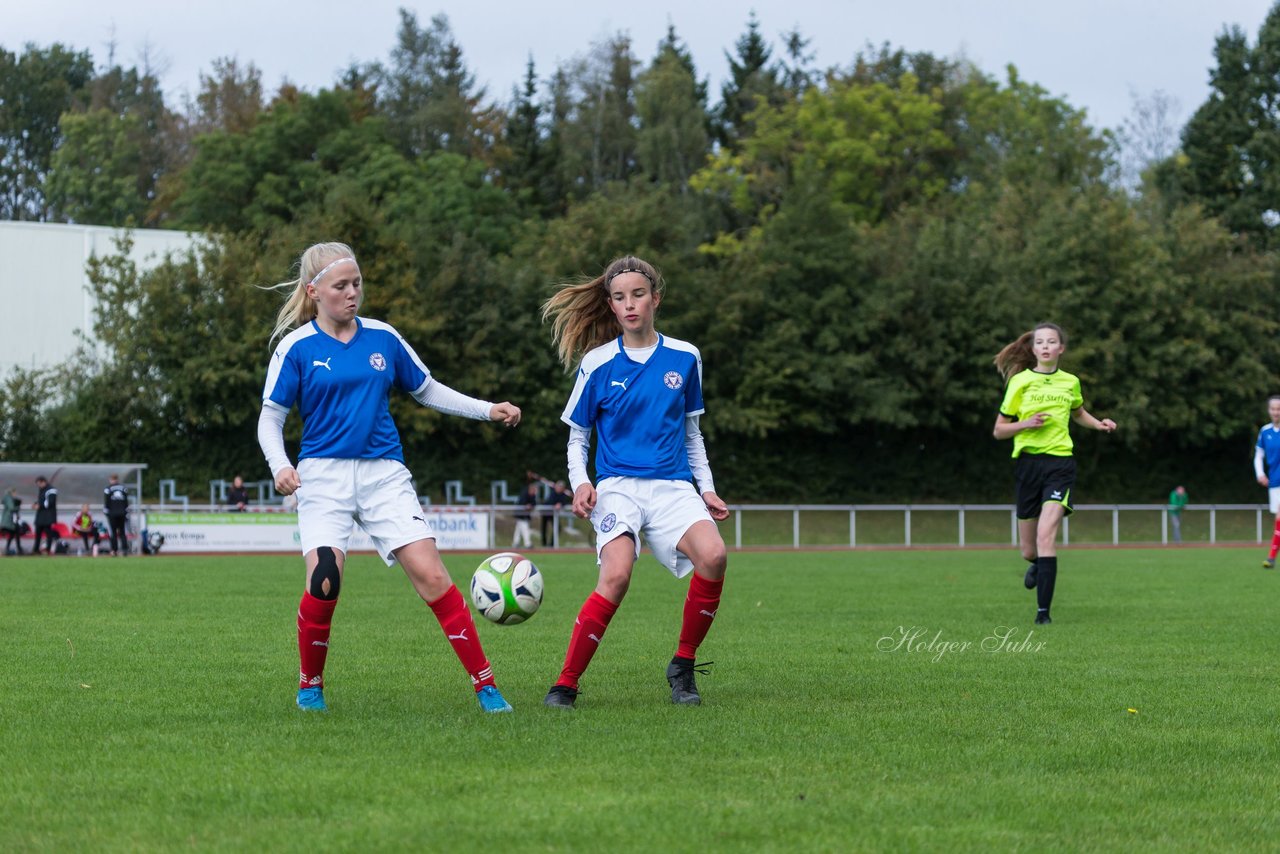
[369,353,387,371]
[663,371,683,390]
[599,512,617,533]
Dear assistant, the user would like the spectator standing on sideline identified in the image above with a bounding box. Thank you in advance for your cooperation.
[2,487,22,555]
[542,480,574,547]
[226,475,250,511]
[72,504,100,555]
[104,474,131,556]
[32,476,58,555]
[1167,485,1188,544]
[513,477,537,549]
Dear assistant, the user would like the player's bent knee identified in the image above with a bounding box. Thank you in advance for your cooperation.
[310,546,341,600]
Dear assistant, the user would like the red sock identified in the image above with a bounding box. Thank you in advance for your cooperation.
[428,585,495,690]
[1270,519,1280,559]
[677,573,724,660]
[298,592,338,689]
[555,592,619,690]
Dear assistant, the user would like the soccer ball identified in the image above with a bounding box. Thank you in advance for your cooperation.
[470,552,544,625]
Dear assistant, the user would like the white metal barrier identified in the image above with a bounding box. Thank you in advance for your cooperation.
[129,502,1270,550]
[724,503,1269,548]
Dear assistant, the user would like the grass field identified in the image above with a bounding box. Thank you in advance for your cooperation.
[2,546,1277,851]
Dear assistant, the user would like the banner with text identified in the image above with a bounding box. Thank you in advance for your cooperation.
[143,510,490,553]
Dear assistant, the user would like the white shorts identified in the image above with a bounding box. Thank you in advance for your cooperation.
[591,477,713,578]
[296,458,433,566]
[1270,486,1280,515]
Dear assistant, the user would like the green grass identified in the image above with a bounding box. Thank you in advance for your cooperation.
[2,547,1277,851]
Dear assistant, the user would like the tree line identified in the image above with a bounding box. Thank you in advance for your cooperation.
[2,6,1280,502]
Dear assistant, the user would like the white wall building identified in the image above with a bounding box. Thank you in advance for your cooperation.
[0,220,198,373]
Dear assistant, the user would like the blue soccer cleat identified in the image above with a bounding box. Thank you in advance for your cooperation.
[477,684,513,713]
[296,686,327,711]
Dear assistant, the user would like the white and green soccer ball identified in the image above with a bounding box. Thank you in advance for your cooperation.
[470,552,544,625]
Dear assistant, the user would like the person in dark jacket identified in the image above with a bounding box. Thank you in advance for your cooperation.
[2,487,22,555]
[104,474,131,556]
[33,477,58,555]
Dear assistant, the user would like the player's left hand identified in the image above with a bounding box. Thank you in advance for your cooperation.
[703,491,729,521]
[490,402,521,426]
[1099,418,1117,432]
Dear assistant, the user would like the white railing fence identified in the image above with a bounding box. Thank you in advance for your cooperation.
[131,502,1269,550]
[722,503,1268,548]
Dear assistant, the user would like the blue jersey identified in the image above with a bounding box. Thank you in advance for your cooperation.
[1258,423,1280,487]
[562,335,705,482]
[262,318,430,463]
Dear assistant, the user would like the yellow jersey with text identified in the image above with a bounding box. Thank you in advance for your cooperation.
[999,368,1083,457]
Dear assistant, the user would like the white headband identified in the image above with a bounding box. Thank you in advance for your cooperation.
[308,256,356,286]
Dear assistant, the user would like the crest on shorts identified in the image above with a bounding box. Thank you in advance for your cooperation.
[369,353,387,371]
[599,512,617,533]
[663,371,683,390]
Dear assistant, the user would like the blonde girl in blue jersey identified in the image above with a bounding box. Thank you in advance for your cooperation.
[993,322,1116,624]
[257,241,521,714]
[539,256,729,708]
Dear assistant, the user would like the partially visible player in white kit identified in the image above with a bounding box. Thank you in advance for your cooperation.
[540,255,729,709]
[1255,394,1280,568]
[257,241,521,713]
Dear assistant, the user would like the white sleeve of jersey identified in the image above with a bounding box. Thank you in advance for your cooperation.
[257,401,292,477]
[685,415,716,495]
[567,426,591,491]
[411,377,493,420]
[1256,445,1267,480]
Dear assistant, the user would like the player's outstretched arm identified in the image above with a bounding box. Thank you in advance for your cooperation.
[489,402,521,426]
[1072,407,1116,432]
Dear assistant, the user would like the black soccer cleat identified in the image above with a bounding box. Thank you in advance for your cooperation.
[1024,563,1038,590]
[543,684,578,709]
[666,657,713,706]
[1034,611,1052,625]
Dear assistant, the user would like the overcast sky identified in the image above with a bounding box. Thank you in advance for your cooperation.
[6,1,1277,132]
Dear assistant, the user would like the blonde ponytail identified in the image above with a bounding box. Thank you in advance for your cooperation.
[265,242,356,346]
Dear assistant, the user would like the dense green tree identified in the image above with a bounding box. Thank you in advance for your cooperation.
[716,13,786,148]
[45,109,147,225]
[39,60,178,226]
[374,9,495,160]
[0,368,64,461]
[0,43,94,220]
[635,27,711,187]
[778,27,817,97]
[189,58,265,137]
[1172,25,1260,237]
[10,14,1280,503]
[502,58,549,211]
[168,87,393,231]
[546,35,640,195]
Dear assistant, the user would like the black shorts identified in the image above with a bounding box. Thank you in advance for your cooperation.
[1013,454,1076,520]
